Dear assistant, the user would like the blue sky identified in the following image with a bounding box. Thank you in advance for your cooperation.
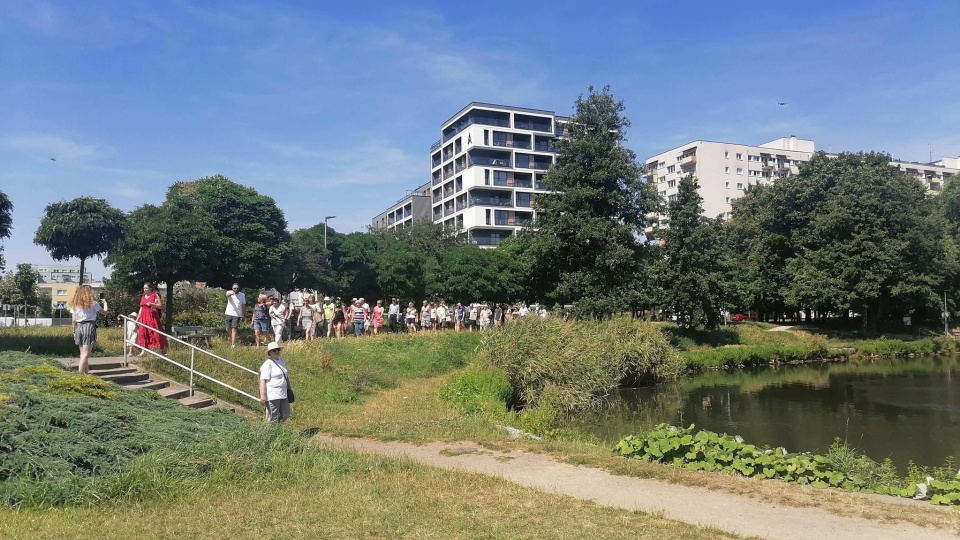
[1,0,958,279]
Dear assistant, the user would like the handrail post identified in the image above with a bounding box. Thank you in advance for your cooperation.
[189,348,195,397]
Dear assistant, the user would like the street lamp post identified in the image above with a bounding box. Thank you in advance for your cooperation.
[324,215,336,249]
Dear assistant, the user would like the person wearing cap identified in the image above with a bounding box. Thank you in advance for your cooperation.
[259,342,291,423]
[322,296,336,338]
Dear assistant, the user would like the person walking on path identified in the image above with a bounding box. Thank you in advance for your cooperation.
[371,300,385,335]
[136,282,167,355]
[251,294,271,347]
[225,283,246,348]
[70,284,108,374]
[258,342,291,423]
[268,296,287,344]
[299,294,318,341]
[351,299,368,337]
[405,302,418,332]
[323,297,336,338]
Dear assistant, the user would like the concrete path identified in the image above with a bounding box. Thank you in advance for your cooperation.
[769,325,793,332]
[316,436,960,540]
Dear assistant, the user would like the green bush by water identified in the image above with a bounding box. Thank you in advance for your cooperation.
[477,317,683,413]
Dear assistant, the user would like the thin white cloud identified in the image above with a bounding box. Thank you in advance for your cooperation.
[264,140,423,188]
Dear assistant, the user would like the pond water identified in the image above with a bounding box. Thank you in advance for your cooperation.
[570,356,960,470]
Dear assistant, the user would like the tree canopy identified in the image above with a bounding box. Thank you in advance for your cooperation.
[523,85,658,316]
[657,175,725,329]
[33,197,126,285]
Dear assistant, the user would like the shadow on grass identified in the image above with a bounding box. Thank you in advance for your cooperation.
[660,327,741,350]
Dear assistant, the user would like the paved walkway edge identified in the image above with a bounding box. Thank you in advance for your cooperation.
[315,435,960,540]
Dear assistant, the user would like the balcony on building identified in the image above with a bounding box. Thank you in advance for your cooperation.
[515,153,552,170]
[493,210,533,226]
[432,151,442,169]
[455,196,467,211]
[433,206,443,221]
[454,156,467,173]
[492,170,533,189]
[492,131,531,149]
[432,171,442,186]
[469,189,513,208]
[443,110,511,142]
[443,164,455,180]
[514,114,552,133]
[468,149,511,168]
[471,229,513,246]
[534,136,557,152]
[534,174,547,190]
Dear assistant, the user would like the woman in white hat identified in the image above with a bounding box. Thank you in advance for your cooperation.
[259,342,291,423]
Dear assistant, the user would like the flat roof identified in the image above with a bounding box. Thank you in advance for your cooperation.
[644,138,815,162]
[441,102,569,129]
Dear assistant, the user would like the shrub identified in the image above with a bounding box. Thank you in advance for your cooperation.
[478,317,682,413]
[439,363,512,415]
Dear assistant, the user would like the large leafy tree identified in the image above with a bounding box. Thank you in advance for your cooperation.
[288,223,342,294]
[0,189,11,272]
[105,203,217,330]
[34,197,126,285]
[781,152,944,335]
[429,245,500,302]
[12,263,38,309]
[657,176,726,329]
[165,175,292,289]
[524,86,658,316]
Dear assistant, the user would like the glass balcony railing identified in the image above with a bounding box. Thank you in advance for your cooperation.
[470,197,513,207]
[534,144,557,152]
[493,178,532,188]
[443,116,511,142]
[516,121,552,132]
[432,176,442,186]
[455,162,465,173]
[494,217,533,226]
[469,156,511,167]
[472,236,506,246]
[493,140,531,149]
[456,200,466,211]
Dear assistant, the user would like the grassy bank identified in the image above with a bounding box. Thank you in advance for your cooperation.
[0,351,739,540]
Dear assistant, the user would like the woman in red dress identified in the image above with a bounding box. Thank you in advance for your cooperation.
[137,282,168,355]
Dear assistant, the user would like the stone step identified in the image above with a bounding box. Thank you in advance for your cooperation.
[89,366,139,377]
[122,379,170,391]
[158,384,191,400]
[180,395,215,409]
[98,371,150,384]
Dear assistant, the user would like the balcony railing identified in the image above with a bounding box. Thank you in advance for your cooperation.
[432,157,441,168]
[472,236,506,246]
[494,217,532,226]
[432,176,442,186]
[493,140,531,149]
[516,120,552,132]
[516,161,552,170]
[494,178,532,188]
[443,168,453,179]
[443,151,453,161]
[535,181,547,190]
[456,200,466,211]
[534,144,557,153]
[443,117,511,142]
[469,156,511,167]
[455,162,465,173]
[470,197,513,207]
[430,140,441,151]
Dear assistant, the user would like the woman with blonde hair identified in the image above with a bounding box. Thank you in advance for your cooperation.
[70,285,108,374]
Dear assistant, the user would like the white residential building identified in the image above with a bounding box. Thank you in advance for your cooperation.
[31,264,95,284]
[425,103,569,246]
[892,156,958,194]
[644,136,816,228]
[371,181,432,231]
[371,103,570,246]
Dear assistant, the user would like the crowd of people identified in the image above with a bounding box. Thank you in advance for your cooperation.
[236,285,551,346]
[68,281,550,424]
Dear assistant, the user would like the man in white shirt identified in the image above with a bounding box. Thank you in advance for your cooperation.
[225,283,246,348]
[388,298,401,332]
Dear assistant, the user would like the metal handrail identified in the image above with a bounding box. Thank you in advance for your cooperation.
[120,315,259,404]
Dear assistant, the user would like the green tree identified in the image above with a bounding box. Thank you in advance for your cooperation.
[781,152,942,335]
[0,189,11,272]
[657,176,726,329]
[105,203,217,330]
[372,233,424,302]
[333,233,379,300]
[289,224,341,293]
[430,245,499,301]
[165,175,292,289]
[33,197,126,285]
[524,86,659,316]
[12,263,38,309]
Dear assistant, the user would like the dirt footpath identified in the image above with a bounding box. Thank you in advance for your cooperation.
[316,435,960,540]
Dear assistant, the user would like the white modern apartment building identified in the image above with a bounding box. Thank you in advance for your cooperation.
[644,136,816,227]
[426,103,568,245]
[369,103,562,247]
